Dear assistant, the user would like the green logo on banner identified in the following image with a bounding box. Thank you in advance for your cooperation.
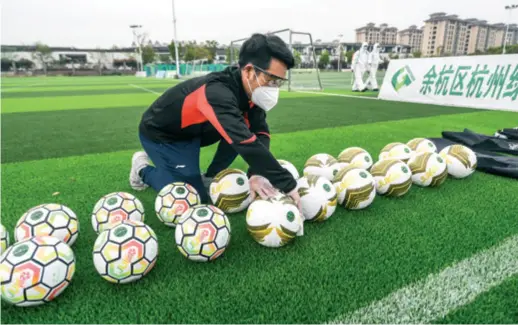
[391,65,416,92]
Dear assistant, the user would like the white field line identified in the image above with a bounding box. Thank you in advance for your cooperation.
[329,234,518,324]
[128,84,160,95]
[2,83,45,91]
[293,89,380,100]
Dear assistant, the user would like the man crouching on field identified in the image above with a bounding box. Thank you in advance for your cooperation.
[129,33,301,207]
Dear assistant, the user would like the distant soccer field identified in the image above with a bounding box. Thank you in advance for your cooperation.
[1,75,518,324]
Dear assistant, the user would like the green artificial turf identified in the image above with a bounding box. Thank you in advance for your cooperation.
[435,276,518,324]
[2,92,477,163]
[2,105,518,324]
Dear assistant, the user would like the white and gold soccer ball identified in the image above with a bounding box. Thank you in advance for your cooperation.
[93,220,158,284]
[15,204,79,246]
[175,205,231,262]
[297,175,338,222]
[155,182,201,227]
[332,165,376,210]
[379,143,413,162]
[210,169,252,213]
[408,152,448,187]
[0,236,75,307]
[407,138,437,154]
[303,154,341,181]
[337,147,374,171]
[278,159,300,180]
[439,145,477,179]
[246,194,303,248]
[91,192,145,233]
[1,224,9,254]
[370,159,413,197]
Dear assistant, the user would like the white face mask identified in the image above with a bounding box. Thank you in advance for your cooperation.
[247,71,280,112]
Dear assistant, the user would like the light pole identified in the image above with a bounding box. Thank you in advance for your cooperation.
[130,24,144,71]
[171,0,181,78]
[337,34,344,72]
[503,4,518,54]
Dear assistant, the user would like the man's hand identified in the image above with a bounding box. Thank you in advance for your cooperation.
[249,175,278,200]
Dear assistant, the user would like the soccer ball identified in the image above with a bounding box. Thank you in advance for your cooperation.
[439,145,477,179]
[15,204,79,246]
[278,159,300,180]
[0,236,75,307]
[297,175,338,222]
[1,224,9,254]
[332,165,376,210]
[379,143,413,162]
[246,194,303,248]
[370,159,412,197]
[210,169,252,213]
[93,220,158,284]
[91,192,145,233]
[175,205,231,262]
[408,152,448,187]
[303,154,341,181]
[337,147,373,170]
[407,138,437,154]
[155,182,201,227]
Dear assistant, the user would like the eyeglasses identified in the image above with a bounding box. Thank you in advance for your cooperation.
[253,65,288,88]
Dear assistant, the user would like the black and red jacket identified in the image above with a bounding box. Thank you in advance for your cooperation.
[139,66,297,193]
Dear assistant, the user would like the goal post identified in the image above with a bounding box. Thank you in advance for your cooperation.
[230,28,323,91]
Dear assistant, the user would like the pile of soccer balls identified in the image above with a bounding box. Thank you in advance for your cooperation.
[0,137,477,307]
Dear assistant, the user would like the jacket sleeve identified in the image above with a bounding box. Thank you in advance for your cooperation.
[201,82,296,193]
[246,107,271,176]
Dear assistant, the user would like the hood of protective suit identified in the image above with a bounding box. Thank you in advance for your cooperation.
[360,42,369,54]
[372,43,380,54]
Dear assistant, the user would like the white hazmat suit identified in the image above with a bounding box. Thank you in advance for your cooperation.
[352,42,369,91]
[366,43,382,91]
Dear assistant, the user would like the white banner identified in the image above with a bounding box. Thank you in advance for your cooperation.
[378,54,518,112]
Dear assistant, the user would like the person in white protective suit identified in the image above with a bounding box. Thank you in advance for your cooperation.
[366,43,382,91]
[351,42,369,92]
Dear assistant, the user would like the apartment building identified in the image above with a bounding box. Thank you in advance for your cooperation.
[397,25,424,52]
[356,23,398,44]
[421,12,510,56]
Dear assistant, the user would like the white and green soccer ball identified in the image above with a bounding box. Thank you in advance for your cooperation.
[439,145,477,179]
[370,159,413,197]
[407,138,437,154]
[91,192,145,233]
[93,220,158,284]
[246,194,303,248]
[337,147,373,171]
[175,205,231,262]
[332,165,376,210]
[0,236,75,307]
[210,169,252,213]
[408,152,448,187]
[15,204,79,246]
[303,153,341,181]
[1,224,9,255]
[297,175,338,222]
[155,182,201,227]
[278,159,300,180]
[379,142,413,163]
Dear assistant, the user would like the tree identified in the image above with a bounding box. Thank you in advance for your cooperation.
[204,40,219,63]
[92,50,108,75]
[1,58,12,71]
[345,50,355,66]
[142,45,156,65]
[293,49,302,68]
[168,41,184,63]
[17,58,34,70]
[32,42,53,75]
[158,54,171,63]
[318,49,330,69]
[412,51,422,58]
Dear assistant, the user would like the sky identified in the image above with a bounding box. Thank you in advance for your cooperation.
[1,0,515,48]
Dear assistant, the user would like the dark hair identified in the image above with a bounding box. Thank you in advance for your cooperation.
[238,33,294,70]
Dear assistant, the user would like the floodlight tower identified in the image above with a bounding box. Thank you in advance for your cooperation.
[503,4,518,54]
[171,0,181,78]
[130,24,144,71]
[337,34,344,72]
